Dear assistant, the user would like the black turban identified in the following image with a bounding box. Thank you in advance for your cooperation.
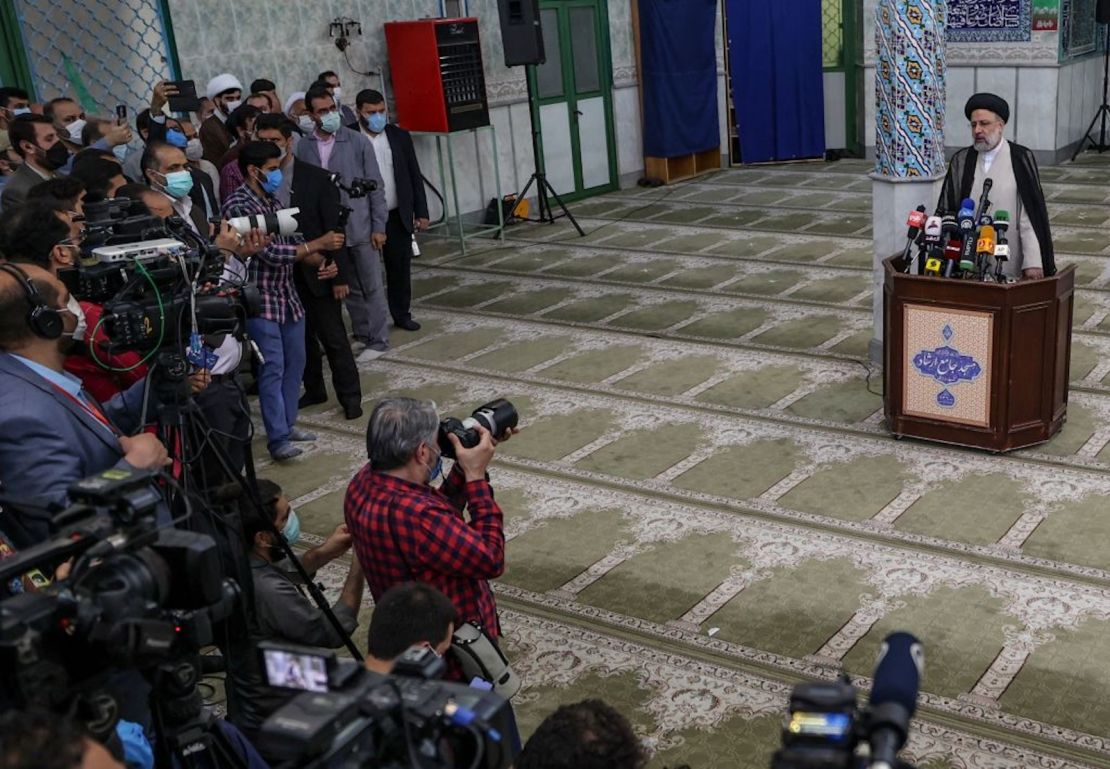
[964,93,1009,123]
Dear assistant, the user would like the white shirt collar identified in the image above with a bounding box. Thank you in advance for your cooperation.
[981,141,1004,172]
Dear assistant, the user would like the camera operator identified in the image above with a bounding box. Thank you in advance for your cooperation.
[363,582,458,674]
[515,700,646,769]
[0,263,173,542]
[254,113,362,419]
[344,397,507,653]
[223,140,343,461]
[223,478,364,748]
[0,708,127,769]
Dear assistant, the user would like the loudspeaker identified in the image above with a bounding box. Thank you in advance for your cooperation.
[498,0,545,66]
[1099,0,1110,25]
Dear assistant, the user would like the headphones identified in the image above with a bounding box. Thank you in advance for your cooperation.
[0,263,64,340]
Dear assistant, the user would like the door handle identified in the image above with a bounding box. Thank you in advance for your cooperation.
[574,110,583,116]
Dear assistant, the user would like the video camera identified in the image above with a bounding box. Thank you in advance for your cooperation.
[257,642,513,769]
[60,197,260,360]
[438,399,519,460]
[0,468,238,738]
[772,632,922,769]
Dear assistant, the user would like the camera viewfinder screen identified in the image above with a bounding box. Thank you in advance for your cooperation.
[263,649,329,692]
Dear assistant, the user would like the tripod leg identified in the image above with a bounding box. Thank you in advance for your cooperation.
[541,177,586,236]
[1072,107,1103,161]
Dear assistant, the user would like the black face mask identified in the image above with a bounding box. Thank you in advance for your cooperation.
[39,141,70,171]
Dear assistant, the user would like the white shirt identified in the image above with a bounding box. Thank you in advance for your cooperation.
[981,142,1003,173]
[366,130,398,211]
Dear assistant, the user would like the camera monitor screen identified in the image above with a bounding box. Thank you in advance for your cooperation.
[262,647,331,692]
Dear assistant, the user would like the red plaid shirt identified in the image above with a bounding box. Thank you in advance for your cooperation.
[344,464,505,637]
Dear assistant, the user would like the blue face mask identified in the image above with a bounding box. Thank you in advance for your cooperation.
[365,112,387,134]
[427,449,443,484]
[282,509,301,546]
[160,169,193,199]
[112,144,128,162]
[260,167,283,194]
[165,128,188,148]
[319,111,342,134]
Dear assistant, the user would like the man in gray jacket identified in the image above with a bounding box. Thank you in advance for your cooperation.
[294,85,391,359]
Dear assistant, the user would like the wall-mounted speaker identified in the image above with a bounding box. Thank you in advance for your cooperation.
[498,0,545,67]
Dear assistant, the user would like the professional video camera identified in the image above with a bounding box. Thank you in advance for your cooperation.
[60,197,259,359]
[772,632,922,769]
[0,468,239,759]
[256,642,514,769]
[438,399,520,460]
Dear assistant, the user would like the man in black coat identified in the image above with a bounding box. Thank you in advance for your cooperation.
[255,114,362,419]
[356,89,430,331]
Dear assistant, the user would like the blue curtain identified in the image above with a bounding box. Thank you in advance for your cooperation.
[639,0,719,157]
[725,0,825,163]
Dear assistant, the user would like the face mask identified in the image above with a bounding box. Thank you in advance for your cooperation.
[165,128,188,148]
[11,107,30,117]
[297,114,316,134]
[185,137,203,161]
[259,167,283,194]
[426,447,443,485]
[40,141,70,170]
[112,144,128,162]
[281,509,301,546]
[319,111,341,135]
[66,119,87,144]
[365,112,387,134]
[332,86,343,102]
[63,295,87,342]
[223,99,242,114]
[160,169,194,199]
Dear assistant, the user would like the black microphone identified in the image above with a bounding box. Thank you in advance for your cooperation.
[900,206,927,272]
[956,198,977,276]
[974,177,993,223]
[868,631,923,769]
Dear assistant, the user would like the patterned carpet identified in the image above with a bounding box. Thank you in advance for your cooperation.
[256,156,1110,769]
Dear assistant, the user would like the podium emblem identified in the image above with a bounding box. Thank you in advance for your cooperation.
[903,306,992,427]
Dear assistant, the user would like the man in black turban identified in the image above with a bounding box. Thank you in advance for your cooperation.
[938,93,1054,279]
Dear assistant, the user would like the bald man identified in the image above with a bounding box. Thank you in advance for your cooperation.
[0,263,168,543]
[939,93,1055,280]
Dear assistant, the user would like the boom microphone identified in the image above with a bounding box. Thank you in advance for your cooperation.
[868,631,924,769]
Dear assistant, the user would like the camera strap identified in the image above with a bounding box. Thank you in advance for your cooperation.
[52,384,119,437]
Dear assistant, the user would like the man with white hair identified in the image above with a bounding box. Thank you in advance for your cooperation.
[199,73,243,164]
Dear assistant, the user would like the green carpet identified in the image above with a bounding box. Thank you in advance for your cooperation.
[256,154,1110,769]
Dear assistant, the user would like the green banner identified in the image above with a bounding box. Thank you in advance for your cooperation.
[1033,0,1060,31]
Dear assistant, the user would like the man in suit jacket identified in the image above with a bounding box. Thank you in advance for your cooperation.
[356,90,430,331]
[200,73,243,166]
[1,115,66,213]
[256,114,362,419]
[294,85,391,360]
[0,263,170,544]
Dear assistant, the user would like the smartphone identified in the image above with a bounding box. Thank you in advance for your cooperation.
[259,641,334,692]
[166,79,201,114]
[115,104,127,125]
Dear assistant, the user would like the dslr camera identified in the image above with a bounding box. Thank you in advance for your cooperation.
[437,399,519,459]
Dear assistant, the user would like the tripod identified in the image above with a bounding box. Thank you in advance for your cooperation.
[1072,24,1110,160]
[513,68,585,236]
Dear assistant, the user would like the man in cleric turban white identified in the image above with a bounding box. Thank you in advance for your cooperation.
[199,73,243,165]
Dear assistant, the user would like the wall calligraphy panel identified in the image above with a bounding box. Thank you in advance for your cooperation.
[946,0,1032,42]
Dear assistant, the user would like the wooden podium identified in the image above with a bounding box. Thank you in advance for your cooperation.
[883,257,1075,452]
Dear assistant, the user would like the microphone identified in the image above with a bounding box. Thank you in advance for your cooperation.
[993,210,1010,282]
[956,198,976,276]
[868,631,924,769]
[939,216,960,278]
[975,178,993,223]
[900,206,928,272]
[976,223,997,281]
[910,215,942,275]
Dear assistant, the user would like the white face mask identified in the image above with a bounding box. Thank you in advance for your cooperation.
[185,137,203,161]
[63,295,87,342]
[66,119,87,144]
[332,86,343,102]
[224,99,242,114]
[297,114,316,134]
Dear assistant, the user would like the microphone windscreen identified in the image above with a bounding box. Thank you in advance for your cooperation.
[869,631,923,717]
[994,210,1010,223]
[960,197,976,211]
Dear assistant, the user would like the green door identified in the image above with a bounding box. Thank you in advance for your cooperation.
[531,0,619,202]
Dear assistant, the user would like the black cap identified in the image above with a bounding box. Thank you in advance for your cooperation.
[965,93,1009,123]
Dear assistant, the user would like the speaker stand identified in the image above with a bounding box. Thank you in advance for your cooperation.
[512,68,585,236]
[1072,25,1110,161]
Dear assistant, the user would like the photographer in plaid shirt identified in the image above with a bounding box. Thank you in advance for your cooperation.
[343,397,510,647]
